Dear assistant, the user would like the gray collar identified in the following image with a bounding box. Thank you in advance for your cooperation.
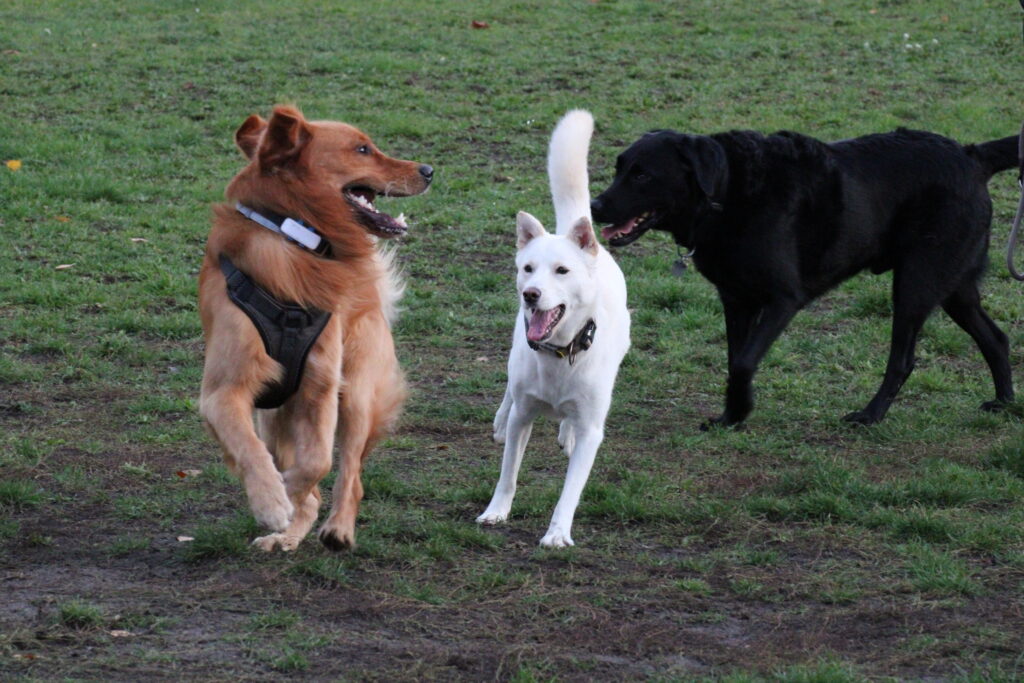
[235,202,331,257]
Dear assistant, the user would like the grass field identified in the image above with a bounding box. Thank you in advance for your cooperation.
[3,0,1024,679]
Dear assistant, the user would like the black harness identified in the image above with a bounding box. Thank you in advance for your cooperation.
[526,318,597,365]
[219,255,332,409]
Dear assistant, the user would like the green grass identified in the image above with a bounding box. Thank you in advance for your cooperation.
[2,0,1024,679]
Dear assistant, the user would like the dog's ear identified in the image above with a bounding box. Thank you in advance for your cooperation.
[258,106,311,172]
[678,136,727,202]
[569,216,599,256]
[235,114,267,160]
[516,211,547,249]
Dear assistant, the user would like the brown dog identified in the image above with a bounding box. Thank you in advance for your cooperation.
[198,105,432,551]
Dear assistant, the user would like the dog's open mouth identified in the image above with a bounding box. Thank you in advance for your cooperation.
[344,185,409,238]
[600,210,658,247]
[525,304,566,343]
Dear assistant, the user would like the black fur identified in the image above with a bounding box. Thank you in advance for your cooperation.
[591,128,1017,426]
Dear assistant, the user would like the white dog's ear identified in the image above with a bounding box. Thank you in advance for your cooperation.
[570,216,599,255]
[516,211,547,249]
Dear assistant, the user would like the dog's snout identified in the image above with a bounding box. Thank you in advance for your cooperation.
[522,288,540,306]
[418,164,434,182]
[590,197,605,219]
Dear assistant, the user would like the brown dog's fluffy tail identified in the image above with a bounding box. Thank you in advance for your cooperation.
[966,133,1021,178]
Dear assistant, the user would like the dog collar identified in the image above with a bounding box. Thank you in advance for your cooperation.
[526,318,597,366]
[235,202,332,257]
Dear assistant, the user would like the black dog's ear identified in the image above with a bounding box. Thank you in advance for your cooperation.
[676,136,727,202]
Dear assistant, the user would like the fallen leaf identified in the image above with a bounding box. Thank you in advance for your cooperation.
[5,159,21,171]
[177,536,195,542]
[471,20,490,29]
[131,237,148,243]
[3,49,21,55]
[55,215,71,223]
[436,444,450,450]
[109,630,133,638]
[54,264,75,270]
[475,356,489,362]
[12,653,37,660]
[176,469,201,478]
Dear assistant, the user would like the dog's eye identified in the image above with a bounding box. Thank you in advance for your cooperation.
[524,265,533,273]
[634,171,650,183]
[356,145,370,155]
[555,266,569,275]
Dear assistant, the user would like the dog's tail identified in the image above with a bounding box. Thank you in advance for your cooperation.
[966,134,1020,178]
[548,109,594,235]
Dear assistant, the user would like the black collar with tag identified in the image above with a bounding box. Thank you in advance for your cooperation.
[526,319,597,365]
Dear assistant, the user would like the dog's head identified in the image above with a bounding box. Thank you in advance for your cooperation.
[228,105,433,239]
[514,211,600,346]
[591,130,726,247]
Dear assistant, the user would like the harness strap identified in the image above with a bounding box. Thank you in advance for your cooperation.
[219,255,332,409]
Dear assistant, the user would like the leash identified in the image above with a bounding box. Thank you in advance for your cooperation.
[1008,121,1024,281]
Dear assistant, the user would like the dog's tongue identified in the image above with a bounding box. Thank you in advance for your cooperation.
[527,308,559,342]
[601,217,637,240]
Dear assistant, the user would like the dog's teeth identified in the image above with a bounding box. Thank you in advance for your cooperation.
[395,213,407,228]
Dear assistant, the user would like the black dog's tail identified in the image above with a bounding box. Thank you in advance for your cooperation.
[966,134,1020,178]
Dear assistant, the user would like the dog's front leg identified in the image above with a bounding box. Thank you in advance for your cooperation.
[540,424,602,548]
[253,390,338,552]
[707,299,799,429]
[477,402,535,525]
[200,388,294,532]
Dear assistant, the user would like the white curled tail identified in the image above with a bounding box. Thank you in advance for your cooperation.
[547,109,594,235]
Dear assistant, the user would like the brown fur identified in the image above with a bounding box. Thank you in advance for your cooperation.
[198,105,429,551]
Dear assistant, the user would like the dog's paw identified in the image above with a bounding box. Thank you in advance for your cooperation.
[252,533,302,553]
[246,470,294,532]
[476,509,508,526]
[842,410,878,426]
[980,399,1011,413]
[318,526,355,552]
[699,415,743,432]
[539,529,574,548]
[250,495,294,532]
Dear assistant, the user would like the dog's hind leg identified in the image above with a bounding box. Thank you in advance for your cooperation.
[478,400,537,525]
[941,284,1014,411]
[844,267,934,425]
[493,386,513,444]
[541,422,603,548]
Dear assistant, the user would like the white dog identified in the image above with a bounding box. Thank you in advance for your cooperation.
[477,110,631,548]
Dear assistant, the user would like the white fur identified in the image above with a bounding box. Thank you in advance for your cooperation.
[374,245,405,328]
[478,110,631,548]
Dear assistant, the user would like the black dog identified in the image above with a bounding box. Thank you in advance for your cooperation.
[591,127,1017,427]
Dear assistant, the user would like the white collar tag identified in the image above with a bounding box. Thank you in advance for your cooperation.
[280,217,323,251]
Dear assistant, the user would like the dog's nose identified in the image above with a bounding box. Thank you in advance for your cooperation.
[418,164,434,182]
[590,197,603,217]
[522,288,540,306]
